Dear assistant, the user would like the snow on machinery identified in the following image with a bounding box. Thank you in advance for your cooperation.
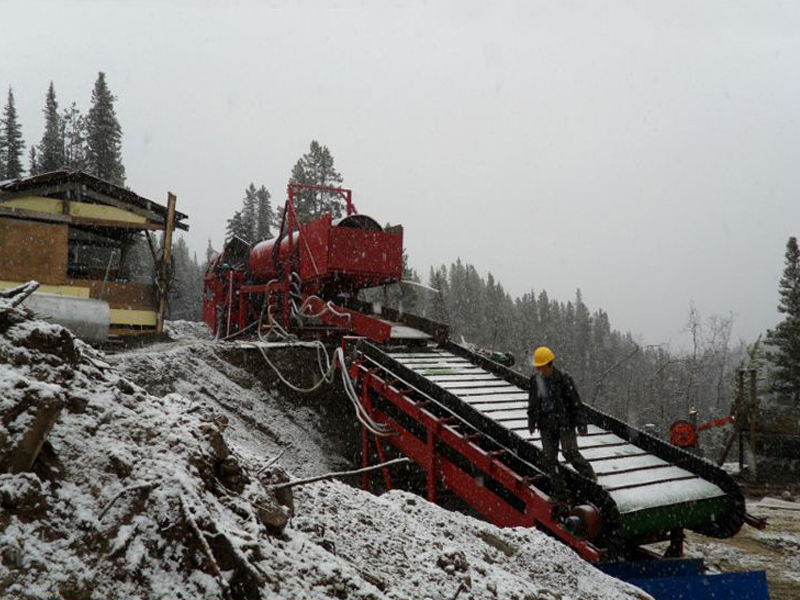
[204,184,769,599]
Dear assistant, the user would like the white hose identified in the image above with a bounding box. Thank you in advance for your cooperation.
[247,290,389,436]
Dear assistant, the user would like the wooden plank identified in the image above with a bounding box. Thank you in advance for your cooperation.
[69,200,148,224]
[597,465,694,488]
[385,352,452,359]
[110,308,158,327]
[1,280,91,298]
[470,400,529,412]
[522,439,651,464]
[4,399,63,474]
[461,392,529,405]
[413,367,486,375]
[0,205,71,224]
[437,380,518,390]
[0,207,166,230]
[2,196,151,225]
[0,183,75,201]
[527,431,626,446]
[425,373,504,382]
[578,444,645,461]
[486,409,527,422]
[399,358,473,366]
[81,188,166,223]
[449,385,524,396]
[592,454,669,474]
[157,192,177,333]
[0,196,64,213]
[70,216,166,230]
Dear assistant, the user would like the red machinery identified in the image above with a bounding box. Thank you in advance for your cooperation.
[204,184,404,342]
[203,185,767,599]
[670,415,735,449]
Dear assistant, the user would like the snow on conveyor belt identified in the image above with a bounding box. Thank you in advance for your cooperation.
[386,349,726,515]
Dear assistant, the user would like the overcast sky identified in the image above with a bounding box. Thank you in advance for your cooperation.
[3,0,799,348]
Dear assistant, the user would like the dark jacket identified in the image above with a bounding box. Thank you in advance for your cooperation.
[527,367,588,433]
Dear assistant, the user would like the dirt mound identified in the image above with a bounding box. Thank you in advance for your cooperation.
[0,291,648,599]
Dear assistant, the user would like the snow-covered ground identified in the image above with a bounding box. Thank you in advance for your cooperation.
[0,301,650,599]
[681,495,800,600]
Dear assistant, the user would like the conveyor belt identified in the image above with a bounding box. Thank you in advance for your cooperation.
[357,340,745,548]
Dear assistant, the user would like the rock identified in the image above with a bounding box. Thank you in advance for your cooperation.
[256,494,290,534]
[437,548,469,573]
[478,530,517,557]
[262,465,295,517]
[115,378,135,395]
[200,424,230,461]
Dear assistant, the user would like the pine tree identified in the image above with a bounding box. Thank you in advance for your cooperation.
[289,140,344,222]
[766,236,800,404]
[255,185,274,241]
[85,72,125,185]
[241,184,258,241]
[28,147,38,175]
[574,289,592,378]
[62,102,87,171]
[225,210,249,242]
[36,82,65,174]
[0,108,5,180]
[1,87,25,179]
[206,239,217,264]
[167,237,203,321]
[428,266,450,325]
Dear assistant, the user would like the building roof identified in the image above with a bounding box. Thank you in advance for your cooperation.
[0,170,188,231]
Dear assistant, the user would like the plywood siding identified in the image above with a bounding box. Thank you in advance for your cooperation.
[0,218,68,284]
[66,280,157,311]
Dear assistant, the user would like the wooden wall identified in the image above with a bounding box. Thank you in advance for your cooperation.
[0,218,68,284]
[66,280,156,311]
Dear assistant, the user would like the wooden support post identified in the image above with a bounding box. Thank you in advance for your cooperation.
[748,368,758,482]
[4,399,63,474]
[156,192,177,334]
[717,370,745,467]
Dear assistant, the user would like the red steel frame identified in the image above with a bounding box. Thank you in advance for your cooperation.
[350,357,605,563]
[203,183,401,341]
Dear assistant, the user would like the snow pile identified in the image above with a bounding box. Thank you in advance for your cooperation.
[0,298,294,599]
[109,339,351,478]
[294,483,652,600]
[164,320,214,341]
[0,294,649,599]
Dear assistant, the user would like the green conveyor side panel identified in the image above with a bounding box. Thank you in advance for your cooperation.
[619,496,731,539]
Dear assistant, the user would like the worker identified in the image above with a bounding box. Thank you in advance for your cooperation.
[527,346,597,500]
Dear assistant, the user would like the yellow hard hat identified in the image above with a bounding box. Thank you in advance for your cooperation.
[532,346,555,368]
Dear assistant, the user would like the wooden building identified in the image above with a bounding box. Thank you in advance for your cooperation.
[0,170,188,337]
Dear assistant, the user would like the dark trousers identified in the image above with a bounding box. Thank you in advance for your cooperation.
[540,419,596,499]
